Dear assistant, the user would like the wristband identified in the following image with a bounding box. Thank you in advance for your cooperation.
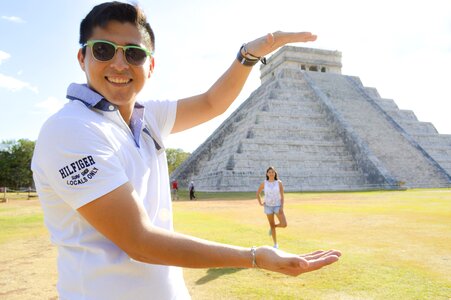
[236,44,267,66]
[251,246,258,268]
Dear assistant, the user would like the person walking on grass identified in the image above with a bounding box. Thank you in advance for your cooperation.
[31,2,340,299]
[188,180,196,200]
[257,166,287,249]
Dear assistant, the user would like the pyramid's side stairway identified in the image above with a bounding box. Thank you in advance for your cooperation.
[306,71,450,188]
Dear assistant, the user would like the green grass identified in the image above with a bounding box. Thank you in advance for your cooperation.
[1,189,450,299]
[0,197,46,243]
[175,190,255,201]
[174,189,451,299]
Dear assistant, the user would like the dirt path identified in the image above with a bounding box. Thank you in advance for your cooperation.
[0,237,57,299]
[0,199,57,299]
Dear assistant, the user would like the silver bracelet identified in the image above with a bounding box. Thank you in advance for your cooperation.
[251,246,258,268]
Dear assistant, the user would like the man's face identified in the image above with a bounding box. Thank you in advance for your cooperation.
[78,21,154,110]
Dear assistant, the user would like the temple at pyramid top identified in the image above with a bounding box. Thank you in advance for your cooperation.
[260,46,342,84]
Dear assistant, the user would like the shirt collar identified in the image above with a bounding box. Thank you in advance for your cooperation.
[67,83,117,111]
[66,83,148,148]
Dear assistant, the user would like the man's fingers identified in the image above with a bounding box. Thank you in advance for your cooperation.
[300,250,325,258]
[301,249,341,260]
[272,31,317,47]
[247,31,317,58]
[283,254,340,276]
[306,255,340,272]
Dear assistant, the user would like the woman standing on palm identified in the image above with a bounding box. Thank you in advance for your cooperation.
[257,166,287,249]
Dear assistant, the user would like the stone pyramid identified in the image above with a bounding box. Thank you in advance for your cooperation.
[171,46,451,191]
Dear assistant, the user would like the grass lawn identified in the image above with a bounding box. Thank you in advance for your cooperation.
[1,189,450,299]
[174,189,451,299]
[0,193,45,244]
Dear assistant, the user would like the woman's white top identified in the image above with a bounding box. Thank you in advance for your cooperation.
[264,180,281,206]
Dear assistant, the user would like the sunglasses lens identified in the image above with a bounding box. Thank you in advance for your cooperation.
[92,42,116,61]
[88,41,149,65]
[125,47,148,66]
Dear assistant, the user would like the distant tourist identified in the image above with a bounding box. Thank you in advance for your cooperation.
[188,180,196,200]
[171,180,179,200]
[256,166,287,249]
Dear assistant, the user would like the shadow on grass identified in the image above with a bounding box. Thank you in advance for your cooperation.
[195,268,243,285]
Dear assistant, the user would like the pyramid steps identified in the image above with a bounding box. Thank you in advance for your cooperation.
[360,84,451,176]
[306,71,450,187]
[255,114,332,129]
[172,69,374,191]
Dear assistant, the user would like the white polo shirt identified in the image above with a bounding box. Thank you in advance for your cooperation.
[32,83,190,299]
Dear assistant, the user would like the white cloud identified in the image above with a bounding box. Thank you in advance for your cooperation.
[1,16,25,23]
[0,50,10,65]
[34,96,66,114]
[0,73,38,93]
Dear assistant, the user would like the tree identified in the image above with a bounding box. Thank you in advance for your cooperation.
[0,139,35,189]
[166,148,190,174]
[0,148,12,188]
[0,140,15,188]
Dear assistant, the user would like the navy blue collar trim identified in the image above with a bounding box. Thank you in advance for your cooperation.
[66,83,150,148]
[66,83,114,110]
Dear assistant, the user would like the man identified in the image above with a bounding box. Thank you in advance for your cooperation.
[32,2,341,299]
[171,179,178,200]
[188,180,196,200]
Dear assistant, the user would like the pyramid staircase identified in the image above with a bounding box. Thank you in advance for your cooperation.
[363,86,451,176]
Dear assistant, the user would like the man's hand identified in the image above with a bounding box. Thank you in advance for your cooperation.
[256,247,341,276]
[245,31,317,58]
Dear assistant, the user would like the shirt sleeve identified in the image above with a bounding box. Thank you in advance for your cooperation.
[142,100,177,139]
[32,115,129,210]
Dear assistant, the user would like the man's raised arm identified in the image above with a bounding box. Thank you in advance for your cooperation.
[172,31,317,133]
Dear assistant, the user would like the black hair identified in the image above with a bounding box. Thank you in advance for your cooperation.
[79,1,155,55]
[265,166,279,180]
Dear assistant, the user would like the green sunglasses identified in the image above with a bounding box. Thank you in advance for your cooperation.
[83,40,153,66]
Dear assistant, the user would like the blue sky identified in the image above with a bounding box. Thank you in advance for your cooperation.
[1,0,450,152]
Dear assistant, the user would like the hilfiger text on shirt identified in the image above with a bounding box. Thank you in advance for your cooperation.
[58,155,98,185]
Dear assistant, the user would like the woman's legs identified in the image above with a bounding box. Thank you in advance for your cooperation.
[266,214,277,247]
[275,209,287,229]
[266,208,288,248]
